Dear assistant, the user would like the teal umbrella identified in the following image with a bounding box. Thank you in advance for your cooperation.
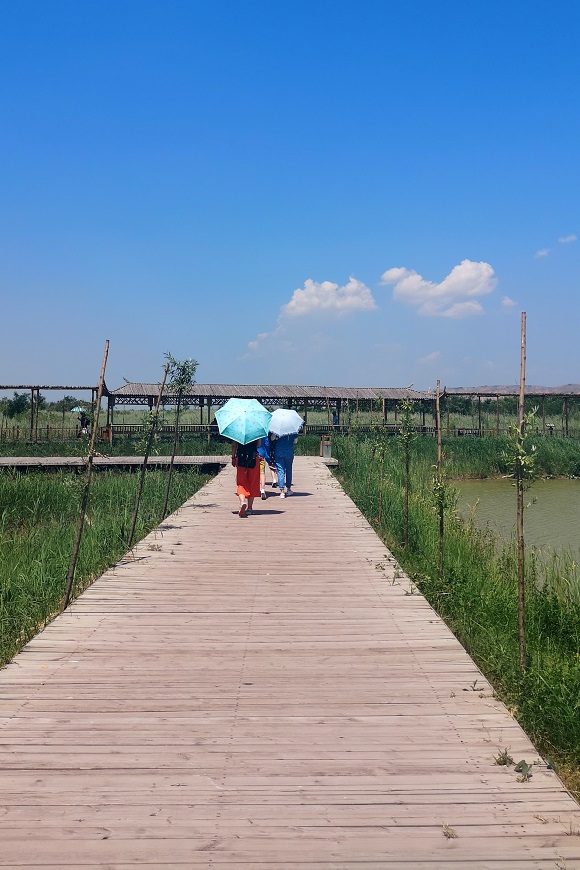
[215,398,272,445]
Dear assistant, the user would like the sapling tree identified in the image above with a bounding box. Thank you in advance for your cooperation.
[505,408,538,671]
[397,397,417,548]
[433,379,446,582]
[128,363,169,548]
[160,353,198,520]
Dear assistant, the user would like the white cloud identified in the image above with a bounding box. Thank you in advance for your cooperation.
[418,350,441,365]
[534,248,550,258]
[558,234,577,244]
[281,276,377,318]
[247,275,376,353]
[501,295,516,307]
[380,259,496,318]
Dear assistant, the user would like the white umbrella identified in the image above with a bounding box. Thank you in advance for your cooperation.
[268,408,304,437]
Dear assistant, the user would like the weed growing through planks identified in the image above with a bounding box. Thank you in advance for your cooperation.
[494,748,514,766]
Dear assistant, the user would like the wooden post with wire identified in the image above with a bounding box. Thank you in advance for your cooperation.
[128,363,169,549]
[62,340,109,611]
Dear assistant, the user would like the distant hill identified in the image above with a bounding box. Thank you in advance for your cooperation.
[446,384,580,396]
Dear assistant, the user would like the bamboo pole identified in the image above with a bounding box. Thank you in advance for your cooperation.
[436,380,444,582]
[378,447,385,523]
[62,340,109,611]
[516,312,527,671]
[128,364,169,549]
[161,395,182,521]
[29,389,34,441]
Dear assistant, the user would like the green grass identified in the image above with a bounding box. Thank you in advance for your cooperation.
[0,468,211,666]
[333,433,580,798]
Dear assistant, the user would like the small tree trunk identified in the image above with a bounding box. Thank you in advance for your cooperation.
[161,392,182,520]
[367,444,377,487]
[378,449,385,523]
[404,443,410,548]
[62,340,109,611]
[128,364,169,548]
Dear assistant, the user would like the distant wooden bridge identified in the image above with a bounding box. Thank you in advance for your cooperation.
[1,457,579,867]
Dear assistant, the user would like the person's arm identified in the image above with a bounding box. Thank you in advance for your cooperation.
[231,442,238,466]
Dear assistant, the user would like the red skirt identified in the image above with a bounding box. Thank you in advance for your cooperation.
[236,462,261,498]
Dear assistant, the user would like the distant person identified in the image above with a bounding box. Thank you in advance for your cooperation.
[257,436,277,499]
[231,439,261,517]
[271,432,297,498]
[332,409,339,427]
[77,411,90,437]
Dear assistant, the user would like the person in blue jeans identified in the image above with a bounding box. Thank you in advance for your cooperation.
[271,432,297,498]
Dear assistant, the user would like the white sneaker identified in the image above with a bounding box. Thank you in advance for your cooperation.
[279,492,285,499]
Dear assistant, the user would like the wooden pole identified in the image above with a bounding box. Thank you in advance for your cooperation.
[161,391,182,521]
[542,395,545,434]
[436,380,444,581]
[478,396,482,435]
[128,364,169,549]
[378,448,385,523]
[516,312,527,671]
[325,388,331,425]
[34,389,40,441]
[29,389,34,441]
[496,395,500,435]
[62,340,109,611]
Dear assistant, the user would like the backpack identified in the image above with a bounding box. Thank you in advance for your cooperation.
[236,441,258,468]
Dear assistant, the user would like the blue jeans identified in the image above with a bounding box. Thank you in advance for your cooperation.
[275,454,293,490]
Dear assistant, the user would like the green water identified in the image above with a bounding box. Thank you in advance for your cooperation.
[455,478,580,555]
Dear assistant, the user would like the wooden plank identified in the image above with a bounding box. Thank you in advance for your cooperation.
[0,457,579,868]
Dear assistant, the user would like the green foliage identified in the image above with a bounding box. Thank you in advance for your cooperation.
[397,397,417,451]
[504,409,539,488]
[0,468,211,666]
[53,395,82,412]
[4,391,30,418]
[333,433,580,786]
[164,352,198,396]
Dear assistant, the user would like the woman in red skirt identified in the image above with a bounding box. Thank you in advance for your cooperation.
[231,439,261,517]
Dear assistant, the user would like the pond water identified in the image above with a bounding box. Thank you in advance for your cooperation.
[455,478,580,555]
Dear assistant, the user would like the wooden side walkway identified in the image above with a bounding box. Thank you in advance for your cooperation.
[0,455,231,471]
[1,457,579,869]
[0,454,337,471]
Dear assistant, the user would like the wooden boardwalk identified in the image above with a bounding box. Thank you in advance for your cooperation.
[1,457,579,869]
[0,455,231,471]
[0,454,337,472]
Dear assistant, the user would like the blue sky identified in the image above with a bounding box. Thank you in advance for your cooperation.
[1,0,579,395]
